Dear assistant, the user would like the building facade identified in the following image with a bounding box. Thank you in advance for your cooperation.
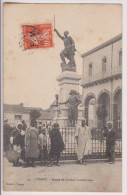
[3,103,54,127]
[3,103,43,127]
[80,34,122,130]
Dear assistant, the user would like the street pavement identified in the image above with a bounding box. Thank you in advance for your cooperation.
[3,158,122,192]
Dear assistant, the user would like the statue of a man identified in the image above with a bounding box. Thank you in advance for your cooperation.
[59,90,81,126]
[54,28,76,67]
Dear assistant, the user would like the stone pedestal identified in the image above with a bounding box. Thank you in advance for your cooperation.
[57,71,81,102]
[53,71,84,127]
[53,105,70,127]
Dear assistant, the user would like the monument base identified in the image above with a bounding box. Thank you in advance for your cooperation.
[60,63,76,72]
[53,70,84,127]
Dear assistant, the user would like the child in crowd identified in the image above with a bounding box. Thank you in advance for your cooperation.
[39,129,48,166]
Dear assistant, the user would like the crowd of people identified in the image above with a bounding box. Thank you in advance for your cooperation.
[3,118,116,168]
[4,119,65,168]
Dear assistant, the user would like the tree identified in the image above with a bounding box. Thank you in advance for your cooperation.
[30,109,41,120]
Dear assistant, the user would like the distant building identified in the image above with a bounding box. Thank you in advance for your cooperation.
[37,107,54,125]
[80,34,122,130]
[3,103,56,127]
[3,103,43,126]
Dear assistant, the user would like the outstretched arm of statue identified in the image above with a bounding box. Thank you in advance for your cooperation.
[54,28,64,40]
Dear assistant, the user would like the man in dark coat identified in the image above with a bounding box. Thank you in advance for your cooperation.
[48,123,64,166]
[105,121,116,164]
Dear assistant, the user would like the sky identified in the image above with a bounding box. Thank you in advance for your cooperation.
[3,3,122,109]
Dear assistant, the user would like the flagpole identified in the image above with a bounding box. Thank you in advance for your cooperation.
[54,14,55,30]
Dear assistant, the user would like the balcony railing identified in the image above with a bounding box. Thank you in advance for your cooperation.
[81,66,122,85]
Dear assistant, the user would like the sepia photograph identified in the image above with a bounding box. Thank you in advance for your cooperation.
[1,1,125,193]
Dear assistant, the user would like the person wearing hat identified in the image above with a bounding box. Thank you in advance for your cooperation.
[24,119,40,168]
[39,128,49,166]
[75,118,91,165]
[48,123,64,166]
[54,28,76,67]
[105,121,116,164]
[22,120,27,131]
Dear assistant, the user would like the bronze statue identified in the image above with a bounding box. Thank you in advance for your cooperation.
[54,28,77,72]
[59,90,81,126]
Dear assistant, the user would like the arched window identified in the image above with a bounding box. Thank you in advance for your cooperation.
[102,57,107,73]
[89,63,92,76]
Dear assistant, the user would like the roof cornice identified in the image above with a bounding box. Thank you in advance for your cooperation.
[81,34,122,58]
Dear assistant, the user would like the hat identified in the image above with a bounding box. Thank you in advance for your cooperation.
[52,123,59,128]
[107,121,113,125]
[38,126,42,130]
[17,124,22,130]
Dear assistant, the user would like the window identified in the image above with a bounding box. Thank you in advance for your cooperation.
[102,57,107,73]
[15,115,21,121]
[89,63,92,76]
[119,50,122,66]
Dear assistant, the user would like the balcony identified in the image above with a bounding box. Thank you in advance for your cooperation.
[80,66,122,87]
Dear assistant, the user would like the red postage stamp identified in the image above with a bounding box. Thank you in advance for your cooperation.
[22,23,53,50]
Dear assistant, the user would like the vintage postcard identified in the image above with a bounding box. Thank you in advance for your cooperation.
[1,1,125,193]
